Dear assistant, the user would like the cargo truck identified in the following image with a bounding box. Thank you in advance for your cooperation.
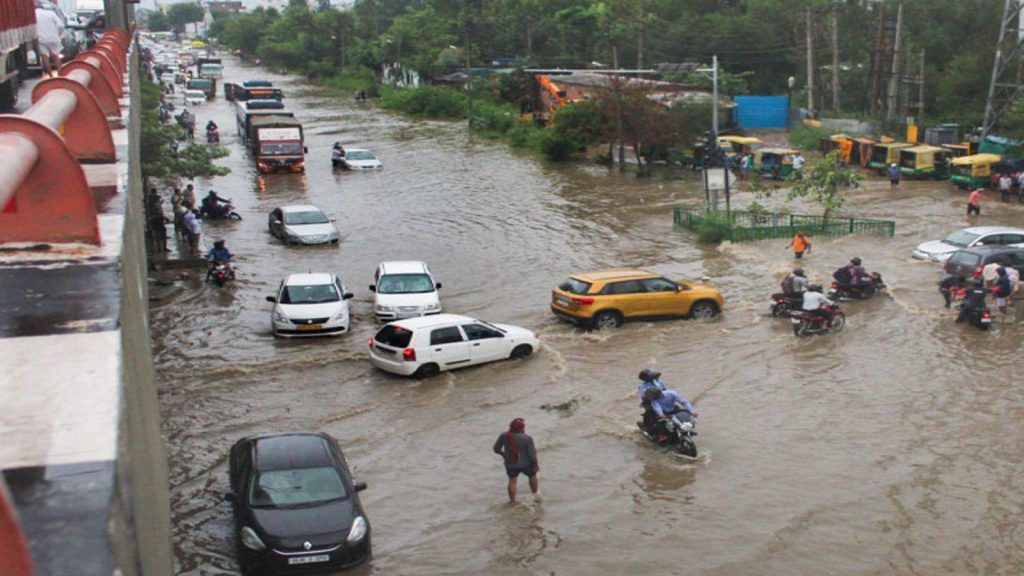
[0,0,37,110]
[249,115,305,174]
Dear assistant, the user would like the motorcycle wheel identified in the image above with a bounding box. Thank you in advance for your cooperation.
[793,321,809,337]
[976,322,991,331]
[677,437,698,458]
[213,276,225,287]
[770,302,787,318]
[828,314,846,332]
[229,212,242,220]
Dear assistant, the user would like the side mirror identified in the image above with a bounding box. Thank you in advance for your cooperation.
[329,217,336,222]
[676,285,684,292]
[435,282,442,290]
[224,491,237,503]
[265,295,276,303]
[343,292,355,300]
[353,482,368,492]
[368,285,376,292]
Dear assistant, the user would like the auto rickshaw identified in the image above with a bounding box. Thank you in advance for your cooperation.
[898,145,950,179]
[941,143,972,159]
[867,141,914,172]
[719,135,763,156]
[850,137,877,167]
[949,154,1001,189]
[755,147,800,179]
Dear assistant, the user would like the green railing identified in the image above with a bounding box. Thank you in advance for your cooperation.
[673,207,895,242]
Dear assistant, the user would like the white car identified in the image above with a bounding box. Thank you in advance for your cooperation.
[341,148,383,170]
[912,226,1024,263]
[370,261,442,322]
[368,314,539,378]
[184,89,206,106]
[266,273,354,337]
[268,205,339,245]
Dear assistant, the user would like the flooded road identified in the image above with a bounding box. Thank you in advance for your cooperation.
[152,55,1024,575]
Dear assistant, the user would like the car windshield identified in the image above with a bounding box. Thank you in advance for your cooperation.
[943,231,982,247]
[260,142,303,156]
[281,283,339,304]
[346,150,375,161]
[480,321,507,334]
[284,210,329,225]
[558,278,592,295]
[378,273,434,294]
[249,467,348,508]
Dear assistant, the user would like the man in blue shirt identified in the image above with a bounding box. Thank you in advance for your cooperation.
[205,239,233,282]
[646,387,696,442]
[637,368,666,430]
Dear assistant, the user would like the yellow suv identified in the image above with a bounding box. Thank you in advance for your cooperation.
[550,269,724,329]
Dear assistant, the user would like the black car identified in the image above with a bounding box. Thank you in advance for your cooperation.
[227,433,371,575]
[944,245,1024,279]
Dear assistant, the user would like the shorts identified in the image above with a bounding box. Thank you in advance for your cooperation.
[794,251,805,259]
[505,466,536,479]
[40,41,62,57]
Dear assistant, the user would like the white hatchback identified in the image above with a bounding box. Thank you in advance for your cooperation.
[368,314,539,378]
[912,226,1024,263]
[370,261,442,322]
[266,273,354,337]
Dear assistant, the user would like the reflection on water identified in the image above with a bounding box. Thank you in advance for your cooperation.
[154,55,1024,575]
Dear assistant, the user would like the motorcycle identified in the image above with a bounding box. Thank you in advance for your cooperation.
[200,200,242,221]
[790,304,846,337]
[770,292,803,318]
[206,128,220,143]
[638,410,698,457]
[828,272,886,301]
[958,302,993,331]
[208,262,235,287]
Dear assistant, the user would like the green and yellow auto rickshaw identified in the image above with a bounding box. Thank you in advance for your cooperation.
[941,143,972,159]
[719,135,763,156]
[898,145,950,179]
[755,147,800,179]
[867,141,914,171]
[949,154,1002,189]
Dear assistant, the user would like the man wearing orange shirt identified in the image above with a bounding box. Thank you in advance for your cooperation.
[786,231,812,259]
[967,188,985,216]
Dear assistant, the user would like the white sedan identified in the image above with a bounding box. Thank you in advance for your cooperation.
[912,226,1024,263]
[341,148,383,170]
[369,314,539,378]
[266,273,354,337]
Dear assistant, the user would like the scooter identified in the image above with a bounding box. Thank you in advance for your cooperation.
[208,262,235,287]
[201,200,242,221]
[769,292,803,318]
[790,304,845,337]
[638,410,698,457]
[958,302,993,331]
[828,272,886,301]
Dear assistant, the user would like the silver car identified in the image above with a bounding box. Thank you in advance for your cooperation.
[268,205,339,245]
[912,226,1024,263]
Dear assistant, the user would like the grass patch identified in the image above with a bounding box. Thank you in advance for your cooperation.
[693,211,733,244]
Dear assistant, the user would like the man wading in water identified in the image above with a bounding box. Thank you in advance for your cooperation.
[493,418,539,504]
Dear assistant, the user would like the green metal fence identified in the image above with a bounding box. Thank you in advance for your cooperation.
[673,207,895,242]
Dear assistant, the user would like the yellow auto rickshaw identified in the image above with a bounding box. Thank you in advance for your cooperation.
[898,145,950,179]
[867,141,914,171]
[755,147,801,179]
[950,154,1002,189]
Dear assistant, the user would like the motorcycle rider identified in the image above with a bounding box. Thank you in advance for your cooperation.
[200,190,231,219]
[204,239,234,282]
[956,277,988,323]
[802,283,835,322]
[176,108,195,140]
[205,120,219,142]
[781,268,807,307]
[646,388,696,443]
[636,369,666,430]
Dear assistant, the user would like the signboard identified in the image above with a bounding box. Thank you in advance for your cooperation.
[258,128,301,141]
[703,167,732,191]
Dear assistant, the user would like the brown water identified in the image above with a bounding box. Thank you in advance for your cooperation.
[152,55,1024,575]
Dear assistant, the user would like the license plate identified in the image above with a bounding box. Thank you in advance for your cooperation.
[288,554,329,565]
[791,318,801,324]
[554,295,571,307]
[981,318,992,323]
[297,324,323,331]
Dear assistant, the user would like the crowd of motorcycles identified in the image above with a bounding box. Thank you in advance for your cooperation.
[770,267,888,337]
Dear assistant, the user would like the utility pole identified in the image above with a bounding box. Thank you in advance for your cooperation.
[886,0,904,120]
[831,1,840,115]
[982,0,1024,136]
[918,48,925,125]
[712,54,719,138]
[806,7,814,112]
[464,4,473,127]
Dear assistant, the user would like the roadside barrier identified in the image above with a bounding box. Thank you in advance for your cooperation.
[674,207,896,242]
[0,29,129,245]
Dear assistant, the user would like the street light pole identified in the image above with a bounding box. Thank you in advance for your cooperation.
[787,76,795,133]
[711,54,719,139]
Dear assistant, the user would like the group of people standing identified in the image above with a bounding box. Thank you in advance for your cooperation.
[994,171,1024,204]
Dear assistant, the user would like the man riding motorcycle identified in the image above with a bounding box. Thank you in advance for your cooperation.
[200,190,231,219]
[205,120,219,143]
[204,239,234,282]
[645,388,696,443]
[956,277,988,323]
[636,368,666,429]
[802,283,835,321]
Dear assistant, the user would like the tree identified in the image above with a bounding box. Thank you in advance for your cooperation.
[779,151,860,224]
[147,11,171,32]
[167,3,205,35]
[139,81,229,185]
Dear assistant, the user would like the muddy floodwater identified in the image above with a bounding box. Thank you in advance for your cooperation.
[151,56,1024,575]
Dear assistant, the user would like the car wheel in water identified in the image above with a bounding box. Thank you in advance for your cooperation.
[592,311,622,329]
[829,314,846,332]
[413,363,440,379]
[510,344,533,359]
[690,301,718,319]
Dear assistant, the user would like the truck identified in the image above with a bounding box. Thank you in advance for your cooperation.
[0,0,36,110]
[249,115,305,174]
[196,57,222,79]
[186,77,216,100]
[224,80,284,102]
[235,99,293,145]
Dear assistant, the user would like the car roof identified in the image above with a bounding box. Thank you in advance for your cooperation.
[248,433,335,471]
[961,226,1024,234]
[958,244,1024,255]
[379,261,428,274]
[387,313,474,330]
[279,204,323,213]
[284,273,335,285]
[571,268,658,282]
[345,148,372,153]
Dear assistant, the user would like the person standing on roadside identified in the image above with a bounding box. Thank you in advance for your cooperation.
[967,188,985,216]
[939,274,961,309]
[183,183,196,210]
[183,209,202,257]
[34,0,64,78]
[999,173,1013,203]
[493,418,539,504]
[887,163,901,188]
[992,266,1013,315]
[786,231,811,259]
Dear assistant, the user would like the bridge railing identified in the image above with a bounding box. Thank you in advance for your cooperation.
[0,28,130,245]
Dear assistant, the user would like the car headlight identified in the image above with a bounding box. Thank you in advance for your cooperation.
[423,302,440,311]
[375,305,393,312]
[347,516,367,543]
[272,311,290,324]
[240,526,266,551]
[330,310,347,322]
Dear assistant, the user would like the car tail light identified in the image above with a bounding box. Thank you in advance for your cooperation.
[368,338,374,349]
[973,264,984,278]
[571,297,595,305]
[402,348,416,361]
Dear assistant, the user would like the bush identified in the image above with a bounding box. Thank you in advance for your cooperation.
[538,129,580,161]
[693,211,733,244]
[471,99,519,134]
[379,85,466,118]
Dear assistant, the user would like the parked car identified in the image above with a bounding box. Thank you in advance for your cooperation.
[340,148,383,170]
[227,432,371,574]
[368,314,539,378]
[266,273,354,337]
[184,89,206,106]
[369,261,441,322]
[944,244,1024,279]
[550,268,724,329]
[268,205,339,245]
[912,226,1024,263]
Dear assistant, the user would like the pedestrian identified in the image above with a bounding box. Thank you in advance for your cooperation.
[1018,171,1024,203]
[887,163,901,188]
[999,173,1013,202]
[786,231,811,259]
[492,418,539,504]
[34,0,65,78]
[967,188,985,216]
[938,274,960,309]
[992,266,1013,314]
[1005,265,1020,304]
[183,209,202,257]
[792,153,805,173]
[742,153,753,180]
[183,183,196,210]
